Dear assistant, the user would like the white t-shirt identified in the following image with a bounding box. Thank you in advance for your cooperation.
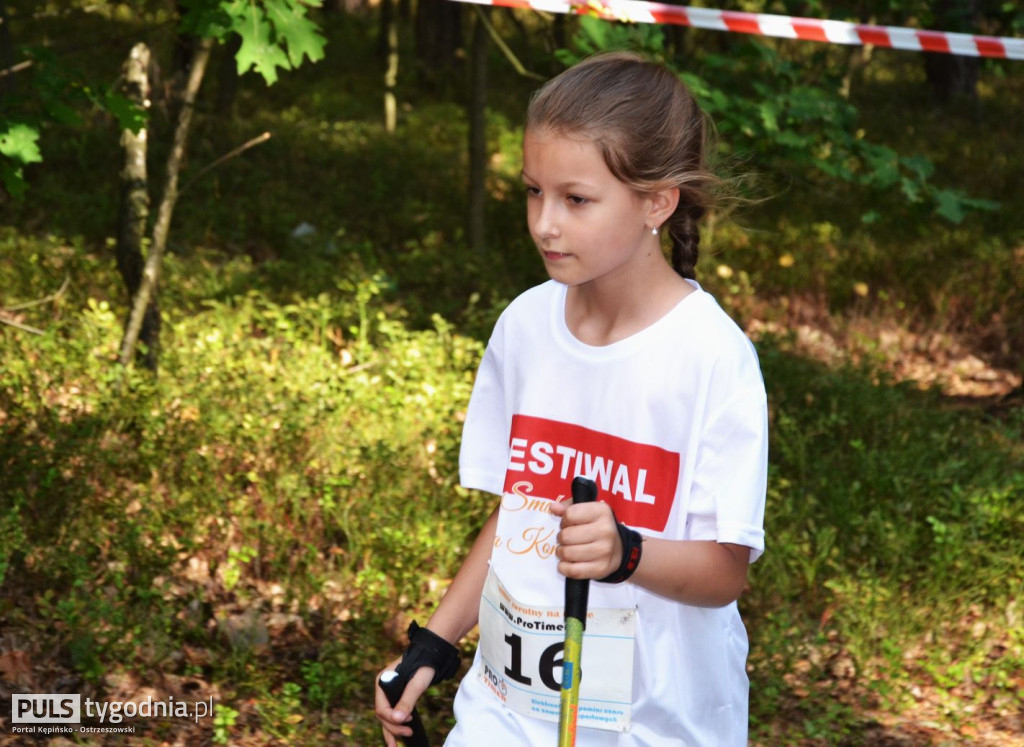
[447,279,768,746]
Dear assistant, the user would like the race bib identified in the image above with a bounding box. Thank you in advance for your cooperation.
[477,568,635,732]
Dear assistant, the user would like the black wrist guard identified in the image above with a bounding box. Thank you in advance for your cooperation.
[394,621,460,685]
[598,522,643,584]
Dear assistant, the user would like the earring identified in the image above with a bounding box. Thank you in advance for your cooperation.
[651,226,659,236]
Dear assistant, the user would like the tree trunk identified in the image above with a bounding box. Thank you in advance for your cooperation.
[119,37,213,371]
[171,1,199,104]
[552,14,567,52]
[924,0,979,105]
[664,23,692,66]
[115,43,158,370]
[414,0,463,86]
[467,9,489,253]
[839,43,873,100]
[382,0,398,133]
[214,34,242,117]
[924,53,978,104]
[377,0,392,61]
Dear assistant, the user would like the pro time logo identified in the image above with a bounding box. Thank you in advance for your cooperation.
[12,694,82,724]
[503,414,680,532]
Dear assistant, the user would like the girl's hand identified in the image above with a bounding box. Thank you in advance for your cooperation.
[374,659,434,747]
[551,499,622,580]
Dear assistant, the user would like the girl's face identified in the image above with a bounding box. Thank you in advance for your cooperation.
[522,128,660,289]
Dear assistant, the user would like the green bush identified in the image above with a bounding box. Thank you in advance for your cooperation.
[0,235,492,741]
[745,345,1024,740]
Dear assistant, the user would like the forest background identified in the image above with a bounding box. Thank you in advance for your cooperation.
[1,1,1022,744]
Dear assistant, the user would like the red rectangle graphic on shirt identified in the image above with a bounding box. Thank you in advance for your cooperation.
[502,414,680,532]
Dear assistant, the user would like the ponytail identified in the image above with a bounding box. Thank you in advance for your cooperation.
[668,204,704,280]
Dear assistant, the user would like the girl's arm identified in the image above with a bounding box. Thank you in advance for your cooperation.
[375,503,499,746]
[627,536,749,607]
[550,501,750,607]
[422,502,498,641]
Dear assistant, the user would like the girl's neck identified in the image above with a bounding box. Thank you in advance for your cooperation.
[564,260,694,347]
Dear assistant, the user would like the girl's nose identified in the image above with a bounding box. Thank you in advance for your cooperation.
[532,199,560,240]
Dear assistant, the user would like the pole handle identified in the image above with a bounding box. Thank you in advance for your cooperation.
[559,475,598,747]
[379,670,430,747]
[565,476,597,625]
[572,475,598,505]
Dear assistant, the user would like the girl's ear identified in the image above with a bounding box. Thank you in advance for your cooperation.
[647,187,679,228]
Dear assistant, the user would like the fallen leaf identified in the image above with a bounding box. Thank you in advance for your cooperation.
[0,650,33,687]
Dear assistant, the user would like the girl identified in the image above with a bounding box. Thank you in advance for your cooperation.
[376,51,768,746]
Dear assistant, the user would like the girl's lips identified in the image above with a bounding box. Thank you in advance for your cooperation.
[543,250,571,261]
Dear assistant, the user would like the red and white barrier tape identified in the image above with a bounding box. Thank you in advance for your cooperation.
[453,0,1024,60]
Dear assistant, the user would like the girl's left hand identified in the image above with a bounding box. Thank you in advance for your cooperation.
[550,499,621,580]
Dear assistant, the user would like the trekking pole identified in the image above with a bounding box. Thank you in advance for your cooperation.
[379,669,430,747]
[558,476,598,747]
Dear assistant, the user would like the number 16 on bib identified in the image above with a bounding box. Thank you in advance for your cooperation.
[476,480,635,736]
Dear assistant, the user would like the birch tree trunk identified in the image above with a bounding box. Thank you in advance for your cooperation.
[115,43,157,369]
[382,0,398,133]
[119,37,212,370]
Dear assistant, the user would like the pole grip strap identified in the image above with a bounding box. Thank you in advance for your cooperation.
[395,621,461,685]
[598,521,643,584]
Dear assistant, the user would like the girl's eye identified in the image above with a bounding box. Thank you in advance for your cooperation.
[525,186,541,197]
[567,194,590,207]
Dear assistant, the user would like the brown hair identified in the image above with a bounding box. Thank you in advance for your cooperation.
[525,51,717,279]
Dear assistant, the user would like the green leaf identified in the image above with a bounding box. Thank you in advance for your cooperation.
[233,8,292,85]
[0,120,38,198]
[932,189,1001,224]
[858,144,900,189]
[178,0,233,38]
[933,188,967,224]
[579,15,612,54]
[901,155,935,181]
[554,48,578,68]
[264,0,327,67]
[775,130,811,148]
[678,72,711,100]
[42,98,83,127]
[758,101,779,133]
[0,123,42,165]
[708,88,730,114]
[815,157,854,181]
[899,176,922,204]
[104,91,148,134]
[0,159,27,199]
[786,85,840,122]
